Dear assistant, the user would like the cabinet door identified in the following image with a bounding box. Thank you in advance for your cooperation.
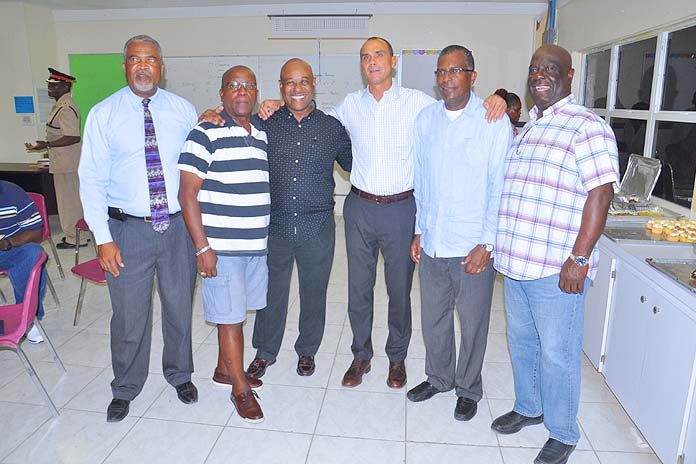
[684,390,696,464]
[583,249,617,370]
[602,262,650,417]
[638,295,696,464]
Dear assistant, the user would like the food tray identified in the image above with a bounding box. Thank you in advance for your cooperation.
[603,227,694,246]
[645,258,696,294]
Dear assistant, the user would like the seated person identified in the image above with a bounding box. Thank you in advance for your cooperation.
[0,181,48,343]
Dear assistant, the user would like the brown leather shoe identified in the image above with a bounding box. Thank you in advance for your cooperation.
[212,368,263,390]
[387,361,407,389]
[341,359,371,387]
[231,389,264,423]
[297,355,316,376]
[246,358,275,379]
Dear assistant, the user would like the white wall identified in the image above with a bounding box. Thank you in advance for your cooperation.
[558,0,696,51]
[0,2,57,164]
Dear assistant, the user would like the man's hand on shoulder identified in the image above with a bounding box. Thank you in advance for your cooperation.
[258,99,283,120]
[482,94,507,123]
[98,242,124,277]
[198,106,225,126]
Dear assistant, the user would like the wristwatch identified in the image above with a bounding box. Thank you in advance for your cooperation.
[569,253,589,266]
[480,243,494,253]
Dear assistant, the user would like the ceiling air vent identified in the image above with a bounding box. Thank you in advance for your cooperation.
[269,15,371,39]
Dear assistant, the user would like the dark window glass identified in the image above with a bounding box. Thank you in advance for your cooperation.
[616,37,658,110]
[662,26,696,111]
[584,49,611,108]
[653,121,695,208]
[610,118,647,176]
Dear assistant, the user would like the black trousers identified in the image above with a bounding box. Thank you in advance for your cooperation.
[343,191,416,362]
[252,216,335,362]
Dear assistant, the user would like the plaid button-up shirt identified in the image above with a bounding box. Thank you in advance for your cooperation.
[494,95,619,281]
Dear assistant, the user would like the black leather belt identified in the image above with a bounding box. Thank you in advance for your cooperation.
[350,186,414,205]
[108,207,181,223]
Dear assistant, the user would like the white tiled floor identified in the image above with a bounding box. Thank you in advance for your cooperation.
[0,217,661,463]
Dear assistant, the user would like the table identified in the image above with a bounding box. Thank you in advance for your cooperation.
[0,163,58,214]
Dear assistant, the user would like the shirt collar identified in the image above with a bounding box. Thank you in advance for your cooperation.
[362,79,400,102]
[440,91,480,119]
[127,86,161,108]
[278,103,316,122]
[529,94,575,120]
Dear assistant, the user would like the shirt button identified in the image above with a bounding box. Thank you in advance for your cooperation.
[292,196,296,200]
[294,213,298,216]
[295,159,299,163]
[293,177,297,181]
[298,124,302,128]
[297,142,301,146]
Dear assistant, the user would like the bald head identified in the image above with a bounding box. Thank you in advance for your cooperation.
[280,58,313,81]
[221,65,255,88]
[528,44,574,112]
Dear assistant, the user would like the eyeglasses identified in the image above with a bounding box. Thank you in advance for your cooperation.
[224,81,258,91]
[434,67,474,77]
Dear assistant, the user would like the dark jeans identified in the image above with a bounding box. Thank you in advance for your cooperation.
[0,242,47,320]
[252,216,335,362]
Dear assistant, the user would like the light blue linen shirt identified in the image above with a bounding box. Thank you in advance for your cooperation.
[329,80,434,196]
[78,86,197,244]
[413,93,512,258]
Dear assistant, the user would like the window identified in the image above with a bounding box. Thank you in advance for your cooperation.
[584,49,610,108]
[616,37,657,110]
[582,23,696,208]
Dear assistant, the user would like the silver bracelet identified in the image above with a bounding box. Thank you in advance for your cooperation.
[195,245,211,257]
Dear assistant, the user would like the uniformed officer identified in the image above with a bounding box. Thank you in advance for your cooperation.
[25,68,85,249]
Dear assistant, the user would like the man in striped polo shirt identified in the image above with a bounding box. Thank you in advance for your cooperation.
[178,65,270,423]
[492,45,619,464]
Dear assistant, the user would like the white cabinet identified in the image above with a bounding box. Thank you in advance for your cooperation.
[603,261,696,463]
[583,246,617,371]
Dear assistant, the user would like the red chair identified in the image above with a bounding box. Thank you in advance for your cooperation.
[27,193,64,280]
[74,218,97,266]
[71,219,106,326]
[0,193,61,309]
[0,252,66,417]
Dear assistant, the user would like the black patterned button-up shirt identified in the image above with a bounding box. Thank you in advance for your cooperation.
[260,105,352,241]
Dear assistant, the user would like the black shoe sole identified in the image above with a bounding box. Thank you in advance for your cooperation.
[107,401,130,422]
[454,404,477,421]
[406,388,441,403]
[491,414,544,434]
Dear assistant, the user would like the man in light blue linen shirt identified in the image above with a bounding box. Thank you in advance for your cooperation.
[406,45,512,422]
[79,35,199,423]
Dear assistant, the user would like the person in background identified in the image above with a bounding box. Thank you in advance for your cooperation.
[178,65,269,423]
[494,88,522,135]
[79,34,198,423]
[0,181,48,344]
[25,68,85,249]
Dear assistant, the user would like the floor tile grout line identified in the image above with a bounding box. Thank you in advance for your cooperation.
[98,415,144,464]
[0,405,53,463]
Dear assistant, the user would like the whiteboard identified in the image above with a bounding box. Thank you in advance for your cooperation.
[398,49,442,100]
[162,54,365,114]
[161,53,360,207]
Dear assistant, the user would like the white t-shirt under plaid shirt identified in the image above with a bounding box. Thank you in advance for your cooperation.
[494,95,619,281]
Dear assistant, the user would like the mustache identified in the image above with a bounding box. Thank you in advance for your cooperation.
[135,70,153,79]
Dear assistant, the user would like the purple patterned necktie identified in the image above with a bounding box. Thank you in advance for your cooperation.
[142,98,169,233]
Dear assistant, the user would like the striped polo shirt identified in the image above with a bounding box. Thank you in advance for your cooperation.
[494,95,619,281]
[178,112,270,255]
[0,181,42,240]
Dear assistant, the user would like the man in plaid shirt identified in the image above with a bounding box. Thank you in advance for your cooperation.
[492,45,619,464]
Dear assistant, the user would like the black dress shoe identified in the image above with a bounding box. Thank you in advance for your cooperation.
[534,438,576,464]
[56,238,89,249]
[407,381,442,402]
[491,410,544,434]
[107,398,130,422]
[454,397,477,421]
[174,381,198,404]
[297,355,316,376]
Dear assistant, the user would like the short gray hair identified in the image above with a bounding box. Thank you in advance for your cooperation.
[123,35,163,62]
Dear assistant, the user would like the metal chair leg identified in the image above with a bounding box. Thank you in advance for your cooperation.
[16,347,60,417]
[48,238,65,280]
[0,286,6,304]
[46,274,61,308]
[90,232,97,255]
[73,278,88,326]
[34,319,66,372]
[75,229,81,266]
